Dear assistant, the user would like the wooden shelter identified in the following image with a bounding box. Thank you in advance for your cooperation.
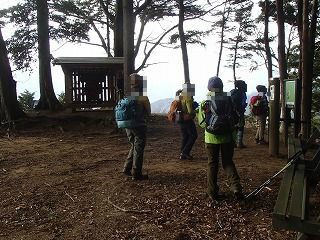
[54,57,124,111]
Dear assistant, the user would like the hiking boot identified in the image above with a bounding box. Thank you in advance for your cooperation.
[255,138,259,144]
[180,154,193,160]
[236,143,246,149]
[258,140,267,145]
[234,191,245,201]
[132,174,149,181]
[123,169,132,176]
[209,193,226,202]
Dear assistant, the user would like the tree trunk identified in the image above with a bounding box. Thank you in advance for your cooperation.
[36,0,62,111]
[216,1,230,77]
[178,0,190,84]
[122,0,135,95]
[232,25,241,83]
[232,41,239,83]
[296,0,303,137]
[276,0,288,141]
[0,28,25,121]
[300,0,318,138]
[114,0,124,57]
[106,0,112,56]
[301,0,310,138]
[264,0,273,79]
[308,0,318,72]
[307,0,318,133]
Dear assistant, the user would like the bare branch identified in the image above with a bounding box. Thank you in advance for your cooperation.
[64,11,109,25]
[76,41,104,48]
[138,61,168,71]
[134,0,153,16]
[89,20,109,55]
[97,0,115,23]
[136,24,178,72]
[134,14,148,58]
[184,1,228,21]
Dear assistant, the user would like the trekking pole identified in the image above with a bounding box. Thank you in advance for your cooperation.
[245,150,303,199]
[245,127,320,200]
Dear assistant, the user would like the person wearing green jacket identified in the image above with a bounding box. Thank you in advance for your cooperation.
[177,83,198,160]
[197,76,244,201]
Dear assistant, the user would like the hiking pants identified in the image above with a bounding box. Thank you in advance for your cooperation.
[205,142,242,197]
[236,130,244,146]
[179,120,198,156]
[255,115,266,141]
[124,126,147,176]
[236,115,245,145]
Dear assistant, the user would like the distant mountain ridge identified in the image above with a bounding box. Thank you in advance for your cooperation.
[151,92,258,115]
[151,98,173,114]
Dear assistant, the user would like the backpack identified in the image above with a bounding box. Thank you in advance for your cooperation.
[114,98,142,128]
[193,101,199,110]
[202,97,239,135]
[250,95,265,116]
[230,89,246,114]
[167,99,183,123]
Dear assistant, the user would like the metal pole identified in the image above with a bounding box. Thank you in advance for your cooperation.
[269,77,280,156]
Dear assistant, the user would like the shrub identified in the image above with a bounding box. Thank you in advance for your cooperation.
[57,92,65,105]
[18,90,35,112]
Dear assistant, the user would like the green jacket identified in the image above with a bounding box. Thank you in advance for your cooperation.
[196,92,235,144]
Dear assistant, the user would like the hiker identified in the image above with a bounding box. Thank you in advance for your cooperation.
[250,85,269,144]
[116,73,151,180]
[197,76,243,201]
[230,80,248,148]
[178,83,198,160]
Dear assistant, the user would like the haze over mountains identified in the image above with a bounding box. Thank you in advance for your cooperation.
[151,98,174,114]
[150,92,258,115]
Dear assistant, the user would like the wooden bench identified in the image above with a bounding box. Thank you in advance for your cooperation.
[272,137,320,239]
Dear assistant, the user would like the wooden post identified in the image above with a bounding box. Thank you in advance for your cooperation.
[122,0,135,96]
[283,80,288,146]
[294,78,301,137]
[269,77,280,156]
[285,106,290,143]
[60,66,73,113]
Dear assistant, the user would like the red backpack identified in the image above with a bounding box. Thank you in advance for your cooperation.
[250,95,264,115]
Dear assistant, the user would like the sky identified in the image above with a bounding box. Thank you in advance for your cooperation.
[1,0,271,104]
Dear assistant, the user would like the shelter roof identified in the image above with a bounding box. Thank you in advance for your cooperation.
[53,57,124,65]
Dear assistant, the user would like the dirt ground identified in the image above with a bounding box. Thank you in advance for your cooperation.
[0,113,309,240]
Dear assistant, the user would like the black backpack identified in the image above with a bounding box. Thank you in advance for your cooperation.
[230,89,246,114]
[203,97,239,135]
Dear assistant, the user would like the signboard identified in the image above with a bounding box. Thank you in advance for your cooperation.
[270,85,274,101]
[285,80,296,106]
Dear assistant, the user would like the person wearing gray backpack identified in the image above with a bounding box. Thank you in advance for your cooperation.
[197,76,244,201]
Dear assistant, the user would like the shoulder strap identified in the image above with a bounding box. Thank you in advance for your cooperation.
[210,100,218,115]
[224,97,231,114]
[211,98,231,115]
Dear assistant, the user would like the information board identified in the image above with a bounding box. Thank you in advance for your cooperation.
[285,80,295,106]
